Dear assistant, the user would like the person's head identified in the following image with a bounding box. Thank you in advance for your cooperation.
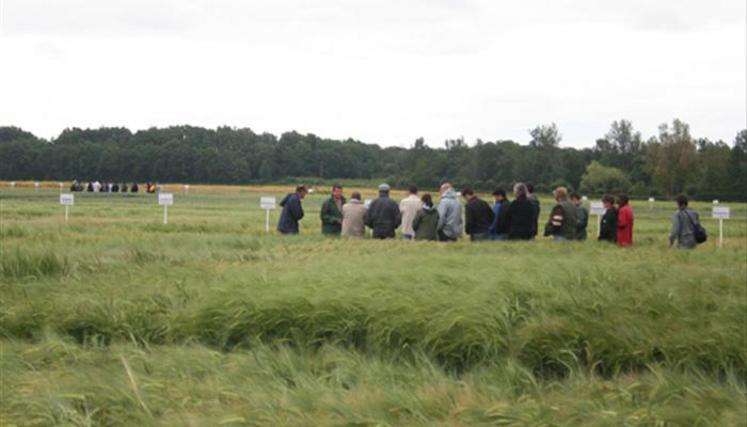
[617,194,629,206]
[492,188,506,203]
[331,184,343,199]
[378,183,390,196]
[421,193,433,208]
[513,182,528,198]
[526,183,535,194]
[602,194,615,208]
[295,185,308,199]
[553,186,568,202]
[675,194,688,208]
[461,187,475,200]
[440,182,452,195]
[408,185,418,195]
[351,191,361,201]
[570,192,582,205]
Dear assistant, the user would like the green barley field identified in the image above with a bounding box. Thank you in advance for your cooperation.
[1,184,746,426]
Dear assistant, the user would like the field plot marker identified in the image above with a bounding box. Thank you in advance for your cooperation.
[159,193,174,224]
[60,193,74,224]
[590,201,605,238]
[648,197,655,209]
[260,196,276,232]
[712,206,729,248]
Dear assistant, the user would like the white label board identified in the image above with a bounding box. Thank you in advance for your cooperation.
[260,196,276,209]
[158,193,174,206]
[60,193,74,206]
[712,207,730,219]
[590,202,605,216]
[648,197,655,203]
[364,199,372,208]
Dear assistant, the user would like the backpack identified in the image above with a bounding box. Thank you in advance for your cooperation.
[683,210,707,244]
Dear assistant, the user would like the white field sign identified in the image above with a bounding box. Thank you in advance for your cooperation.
[260,196,276,232]
[590,202,605,237]
[364,199,372,208]
[712,206,730,248]
[159,193,174,224]
[60,193,74,223]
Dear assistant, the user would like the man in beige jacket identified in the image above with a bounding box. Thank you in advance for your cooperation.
[399,185,423,240]
[342,192,367,239]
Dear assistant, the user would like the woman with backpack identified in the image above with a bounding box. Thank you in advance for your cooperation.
[670,194,706,249]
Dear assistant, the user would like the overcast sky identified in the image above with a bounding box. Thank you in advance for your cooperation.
[1,0,745,148]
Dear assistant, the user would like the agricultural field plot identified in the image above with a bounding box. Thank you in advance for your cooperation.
[1,185,746,426]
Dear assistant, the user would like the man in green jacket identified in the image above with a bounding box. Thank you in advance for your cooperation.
[320,184,346,235]
[544,186,577,241]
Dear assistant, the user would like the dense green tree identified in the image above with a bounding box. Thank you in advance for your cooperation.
[579,161,632,194]
[0,123,744,200]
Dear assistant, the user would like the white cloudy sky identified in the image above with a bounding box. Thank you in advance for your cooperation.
[0,0,745,148]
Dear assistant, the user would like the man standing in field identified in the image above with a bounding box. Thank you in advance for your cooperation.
[544,186,577,241]
[436,182,462,241]
[570,192,589,241]
[342,192,367,239]
[598,195,617,243]
[320,184,346,236]
[527,183,541,239]
[277,185,307,235]
[489,188,510,240]
[365,183,401,239]
[670,194,703,249]
[462,188,494,241]
[399,185,423,240]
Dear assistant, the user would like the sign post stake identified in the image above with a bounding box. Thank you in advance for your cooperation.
[712,206,730,249]
[60,193,74,224]
[260,196,277,232]
[158,193,174,225]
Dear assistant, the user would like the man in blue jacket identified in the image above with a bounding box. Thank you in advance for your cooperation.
[489,188,510,240]
[277,186,308,234]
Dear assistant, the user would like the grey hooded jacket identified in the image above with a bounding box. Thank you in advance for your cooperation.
[670,208,700,249]
[437,189,463,239]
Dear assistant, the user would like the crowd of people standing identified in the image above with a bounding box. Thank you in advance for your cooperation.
[69,180,158,193]
[276,182,704,248]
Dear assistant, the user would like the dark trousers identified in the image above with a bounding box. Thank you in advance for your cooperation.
[470,233,490,242]
[438,230,457,242]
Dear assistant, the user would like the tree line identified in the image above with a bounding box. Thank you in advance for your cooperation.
[1,120,745,200]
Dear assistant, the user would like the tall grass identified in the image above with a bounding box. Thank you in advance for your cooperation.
[1,187,745,425]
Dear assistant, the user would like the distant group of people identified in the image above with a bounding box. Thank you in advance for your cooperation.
[69,180,159,193]
[277,183,706,249]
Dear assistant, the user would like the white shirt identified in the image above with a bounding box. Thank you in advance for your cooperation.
[399,194,423,236]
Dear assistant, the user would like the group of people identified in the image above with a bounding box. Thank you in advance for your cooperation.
[277,183,705,249]
[69,180,159,193]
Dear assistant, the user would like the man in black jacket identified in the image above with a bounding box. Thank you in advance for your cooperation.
[462,188,494,242]
[365,183,401,239]
[489,188,510,240]
[598,194,617,243]
[277,186,307,235]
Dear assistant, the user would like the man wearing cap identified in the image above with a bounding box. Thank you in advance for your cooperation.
[364,183,402,239]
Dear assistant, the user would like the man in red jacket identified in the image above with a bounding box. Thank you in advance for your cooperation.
[616,195,634,246]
